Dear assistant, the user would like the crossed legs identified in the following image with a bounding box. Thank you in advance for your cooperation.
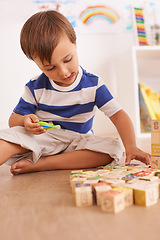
[0,139,29,166]
[0,139,113,175]
[10,150,113,175]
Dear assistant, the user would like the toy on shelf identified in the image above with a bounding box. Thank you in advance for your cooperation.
[133,7,148,46]
[139,83,160,132]
[38,121,61,130]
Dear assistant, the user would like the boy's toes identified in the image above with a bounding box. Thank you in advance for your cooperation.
[10,168,20,175]
[10,159,35,175]
[10,161,24,175]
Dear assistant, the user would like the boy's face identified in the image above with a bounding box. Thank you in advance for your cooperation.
[34,34,79,87]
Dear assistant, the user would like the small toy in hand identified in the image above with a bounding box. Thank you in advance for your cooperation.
[38,121,61,130]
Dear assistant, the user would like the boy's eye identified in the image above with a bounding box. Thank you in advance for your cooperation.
[45,57,72,71]
[64,57,72,63]
[46,66,55,71]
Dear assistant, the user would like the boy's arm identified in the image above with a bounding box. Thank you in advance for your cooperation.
[109,109,150,165]
[9,113,27,127]
[9,113,46,135]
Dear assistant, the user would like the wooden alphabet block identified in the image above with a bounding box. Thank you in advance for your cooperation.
[93,182,112,206]
[71,177,87,193]
[83,179,99,186]
[158,179,160,198]
[151,132,160,144]
[100,179,125,187]
[155,171,160,178]
[112,187,133,207]
[75,184,93,207]
[151,156,160,169]
[134,183,159,207]
[151,131,160,156]
[70,172,85,181]
[139,175,159,182]
[151,144,160,156]
[122,174,140,182]
[71,170,84,174]
[151,119,160,132]
[100,190,125,214]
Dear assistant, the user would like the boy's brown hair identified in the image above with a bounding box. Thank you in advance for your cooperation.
[20,10,76,64]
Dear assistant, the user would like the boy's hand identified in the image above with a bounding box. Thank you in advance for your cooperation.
[24,114,46,135]
[125,146,151,165]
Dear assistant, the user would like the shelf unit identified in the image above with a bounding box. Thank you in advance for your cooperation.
[132,46,160,138]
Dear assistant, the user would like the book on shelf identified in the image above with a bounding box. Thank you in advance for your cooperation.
[138,82,160,133]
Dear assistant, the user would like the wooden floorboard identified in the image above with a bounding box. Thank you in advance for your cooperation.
[0,164,160,240]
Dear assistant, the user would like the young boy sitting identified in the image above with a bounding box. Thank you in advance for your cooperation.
[0,10,150,175]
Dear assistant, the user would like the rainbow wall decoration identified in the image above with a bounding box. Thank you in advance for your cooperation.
[79,5,120,25]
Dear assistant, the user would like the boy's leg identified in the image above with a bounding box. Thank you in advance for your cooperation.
[10,150,113,175]
[0,139,29,166]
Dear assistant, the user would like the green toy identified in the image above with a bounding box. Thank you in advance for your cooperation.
[38,121,61,130]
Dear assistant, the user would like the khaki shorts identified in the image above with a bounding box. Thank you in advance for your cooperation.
[0,126,123,166]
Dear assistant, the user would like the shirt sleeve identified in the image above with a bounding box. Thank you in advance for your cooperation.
[95,78,122,117]
[13,84,37,115]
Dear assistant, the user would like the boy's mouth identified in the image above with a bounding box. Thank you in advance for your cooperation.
[63,72,75,81]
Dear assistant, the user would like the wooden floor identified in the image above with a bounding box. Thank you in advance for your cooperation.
[1,163,160,240]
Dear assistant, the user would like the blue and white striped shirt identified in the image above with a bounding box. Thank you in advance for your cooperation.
[13,66,122,134]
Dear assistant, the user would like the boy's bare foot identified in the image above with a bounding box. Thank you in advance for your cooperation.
[10,159,37,175]
[10,150,113,175]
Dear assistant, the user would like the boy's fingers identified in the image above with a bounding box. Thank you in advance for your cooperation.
[125,153,151,165]
[141,154,151,165]
[125,155,132,165]
[29,114,39,123]
[135,152,151,165]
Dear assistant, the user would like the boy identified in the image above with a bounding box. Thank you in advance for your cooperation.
[0,11,150,175]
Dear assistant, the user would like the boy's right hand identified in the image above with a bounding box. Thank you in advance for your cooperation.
[24,114,46,135]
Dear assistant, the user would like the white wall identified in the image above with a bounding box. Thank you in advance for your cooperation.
[77,31,135,136]
[0,20,135,136]
[0,23,41,129]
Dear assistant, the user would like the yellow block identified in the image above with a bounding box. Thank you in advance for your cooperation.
[151,144,160,156]
[134,185,158,207]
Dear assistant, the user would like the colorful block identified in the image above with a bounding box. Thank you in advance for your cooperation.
[112,187,133,207]
[93,182,112,206]
[75,184,93,207]
[71,177,87,193]
[100,190,125,214]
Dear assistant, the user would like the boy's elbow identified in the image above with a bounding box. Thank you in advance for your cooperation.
[110,109,124,121]
[8,113,15,127]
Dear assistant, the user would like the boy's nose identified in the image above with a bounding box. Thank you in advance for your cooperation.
[58,66,68,78]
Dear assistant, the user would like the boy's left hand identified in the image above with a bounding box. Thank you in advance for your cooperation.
[125,146,151,165]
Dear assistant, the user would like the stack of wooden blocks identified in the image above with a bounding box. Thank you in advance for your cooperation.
[151,119,160,169]
[70,119,160,214]
[70,164,160,214]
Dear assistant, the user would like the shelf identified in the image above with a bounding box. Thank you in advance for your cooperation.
[132,46,160,138]
[133,46,160,51]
